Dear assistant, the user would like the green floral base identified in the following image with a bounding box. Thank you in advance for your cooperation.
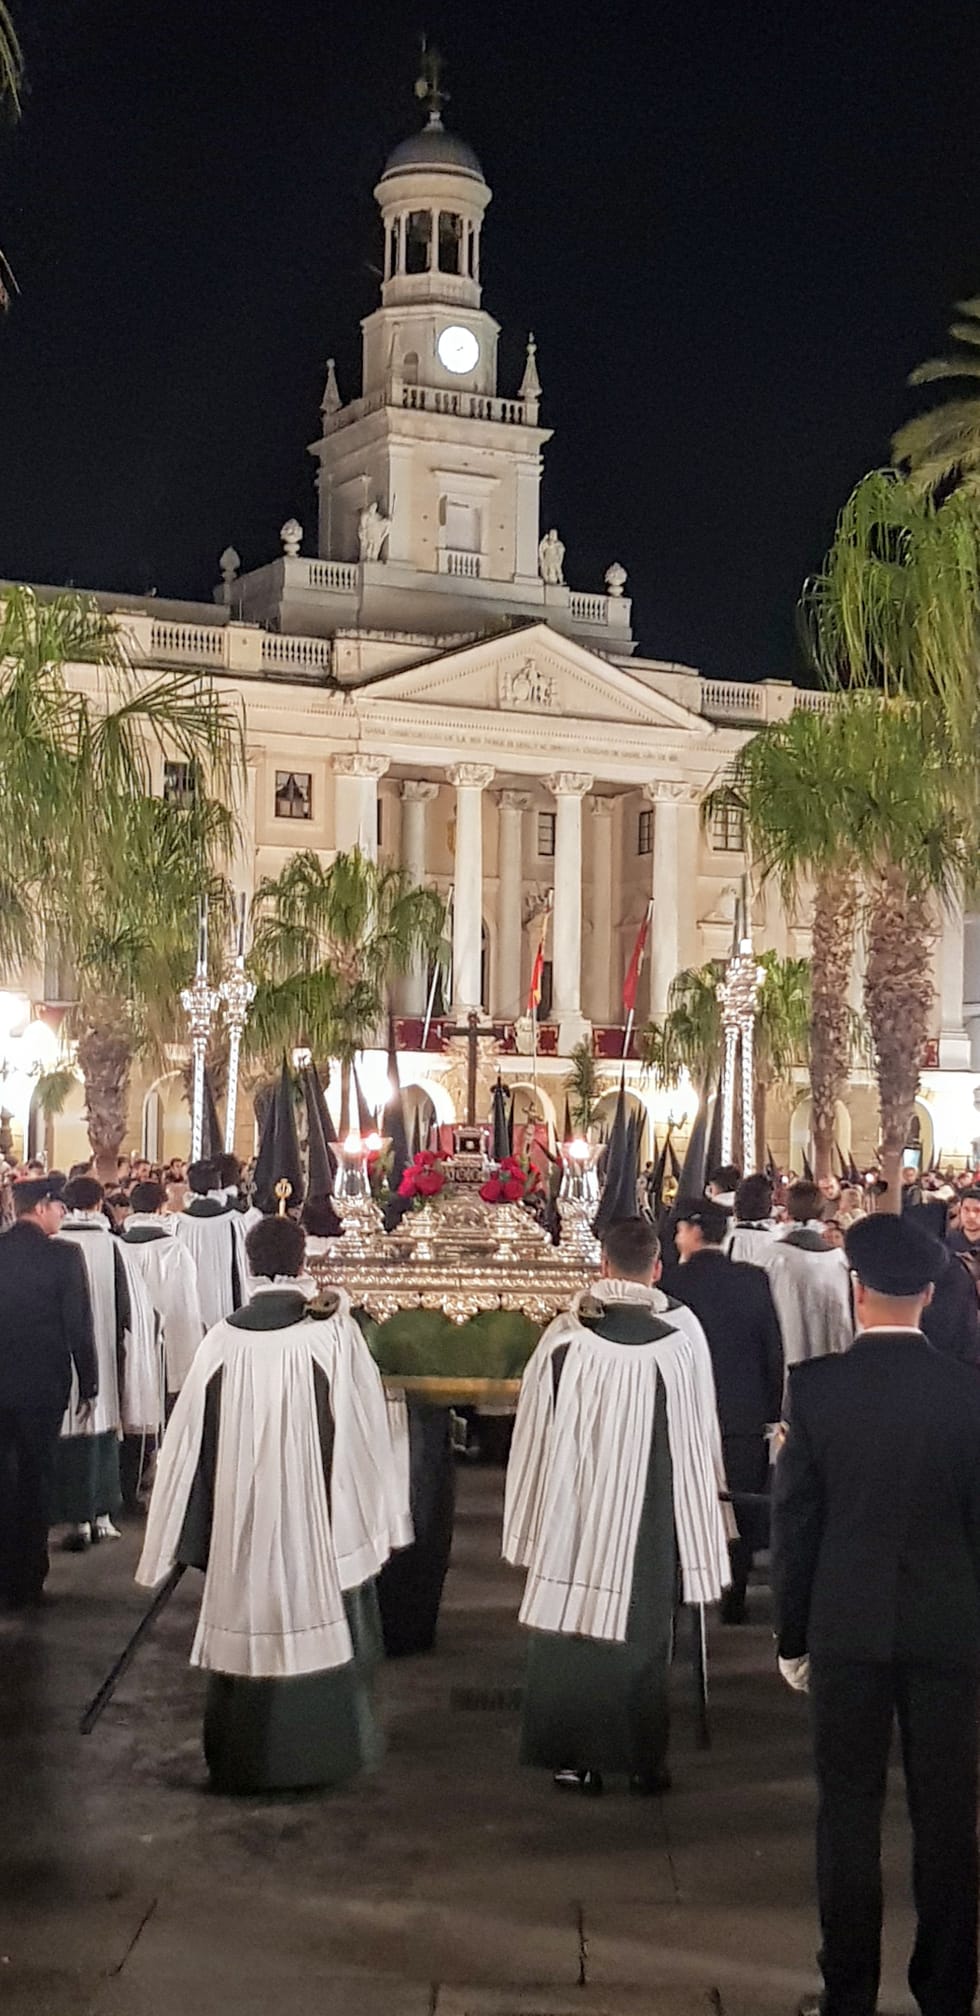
[358,1306,541,1380]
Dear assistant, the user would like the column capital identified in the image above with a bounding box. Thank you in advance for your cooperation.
[546,771,593,798]
[498,788,532,813]
[589,794,615,818]
[332,752,390,780]
[401,778,439,803]
[448,762,495,791]
[643,778,701,807]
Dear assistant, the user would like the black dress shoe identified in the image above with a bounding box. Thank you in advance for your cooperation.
[552,1769,604,1796]
[720,1592,748,1625]
[629,1768,672,1795]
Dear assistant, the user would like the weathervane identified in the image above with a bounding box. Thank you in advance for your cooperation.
[415,37,448,127]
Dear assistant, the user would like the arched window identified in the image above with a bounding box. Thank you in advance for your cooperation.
[406,211,431,274]
[438,212,463,273]
[402,351,419,387]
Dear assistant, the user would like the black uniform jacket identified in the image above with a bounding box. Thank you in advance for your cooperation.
[772,1328,980,1665]
[0,1219,98,1412]
[662,1249,784,1435]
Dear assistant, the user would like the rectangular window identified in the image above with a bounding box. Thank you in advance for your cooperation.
[637,808,653,856]
[709,798,745,853]
[275,770,312,820]
[163,760,196,808]
[537,811,556,858]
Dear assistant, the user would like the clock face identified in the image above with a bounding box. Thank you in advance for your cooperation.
[437,325,480,375]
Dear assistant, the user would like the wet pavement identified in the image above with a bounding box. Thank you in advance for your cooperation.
[0,1468,920,2015]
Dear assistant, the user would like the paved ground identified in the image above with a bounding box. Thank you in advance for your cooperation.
[0,1466,922,2016]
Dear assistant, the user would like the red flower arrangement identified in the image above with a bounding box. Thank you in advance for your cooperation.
[397,1149,447,1202]
[480,1154,542,1206]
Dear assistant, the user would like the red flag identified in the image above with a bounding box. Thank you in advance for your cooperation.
[527,910,549,1014]
[527,938,546,1013]
[623,902,653,1015]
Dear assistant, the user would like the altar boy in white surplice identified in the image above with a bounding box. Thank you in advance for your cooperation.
[503,1216,731,1795]
[137,1213,411,1796]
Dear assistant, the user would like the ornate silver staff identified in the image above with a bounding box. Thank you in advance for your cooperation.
[181,898,219,1163]
[219,892,255,1153]
[717,898,765,1171]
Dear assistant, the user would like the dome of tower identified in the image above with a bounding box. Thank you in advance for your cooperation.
[381,119,485,184]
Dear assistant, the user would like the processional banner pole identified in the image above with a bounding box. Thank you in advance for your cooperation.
[220,892,255,1153]
[181,897,219,1163]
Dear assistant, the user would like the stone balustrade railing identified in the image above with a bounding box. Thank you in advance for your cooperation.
[320,380,535,437]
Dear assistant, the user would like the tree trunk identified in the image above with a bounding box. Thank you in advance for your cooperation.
[76,1011,133,1185]
[753,1077,767,1169]
[810,866,859,1181]
[864,863,936,1215]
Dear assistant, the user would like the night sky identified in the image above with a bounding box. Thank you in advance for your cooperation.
[1,0,979,681]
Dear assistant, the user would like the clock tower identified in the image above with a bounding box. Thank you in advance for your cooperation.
[309,85,551,600]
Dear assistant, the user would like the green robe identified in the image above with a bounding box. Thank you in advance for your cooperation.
[519,1303,678,1778]
[177,1288,384,1796]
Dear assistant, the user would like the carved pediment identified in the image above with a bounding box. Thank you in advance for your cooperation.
[358,624,708,735]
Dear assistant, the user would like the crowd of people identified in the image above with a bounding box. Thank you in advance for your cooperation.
[3,1138,980,2016]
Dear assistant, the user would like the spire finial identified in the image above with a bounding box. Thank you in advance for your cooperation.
[519,332,541,419]
[414,36,448,128]
[321,357,341,417]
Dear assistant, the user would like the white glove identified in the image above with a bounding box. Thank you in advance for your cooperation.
[778,1654,810,1694]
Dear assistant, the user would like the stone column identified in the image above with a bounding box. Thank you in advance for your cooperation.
[448,763,494,1015]
[332,753,389,860]
[496,790,529,1020]
[400,780,439,1014]
[546,771,593,1052]
[646,783,701,1016]
[588,795,615,1024]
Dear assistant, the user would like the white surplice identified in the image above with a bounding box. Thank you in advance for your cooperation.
[122,1217,206,1392]
[503,1281,731,1642]
[174,1202,246,1333]
[57,1214,123,1439]
[137,1287,412,1678]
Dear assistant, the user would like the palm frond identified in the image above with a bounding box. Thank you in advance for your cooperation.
[248,848,446,1067]
[0,3,22,114]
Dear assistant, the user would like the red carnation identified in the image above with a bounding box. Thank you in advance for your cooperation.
[415,1170,443,1197]
[480,1177,503,1203]
[397,1173,418,1198]
[501,1177,524,1202]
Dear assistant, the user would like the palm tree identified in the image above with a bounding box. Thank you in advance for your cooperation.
[720,694,971,1208]
[564,1037,599,1135]
[706,712,861,1182]
[800,469,980,793]
[246,849,446,1122]
[642,950,811,1164]
[838,697,969,1210]
[0,587,242,1176]
[892,297,980,496]
[67,797,235,1177]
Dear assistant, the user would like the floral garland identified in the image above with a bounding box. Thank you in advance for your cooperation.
[480,1154,542,1206]
[397,1149,448,1202]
